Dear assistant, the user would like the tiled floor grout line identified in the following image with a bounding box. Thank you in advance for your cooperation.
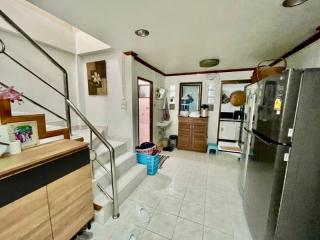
[202,154,210,240]
[169,167,187,240]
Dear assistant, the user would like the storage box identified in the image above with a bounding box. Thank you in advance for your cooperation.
[137,153,160,176]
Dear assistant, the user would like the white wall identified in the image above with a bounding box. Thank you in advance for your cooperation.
[77,49,134,141]
[0,0,76,53]
[0,0,116,129]
[285,40,320,68]
[0,29,80,125]
[165,71,252,144]
[75,29,110,55]
[132,61,165,146]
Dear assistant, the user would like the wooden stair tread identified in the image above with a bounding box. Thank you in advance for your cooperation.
[0,140,88,180]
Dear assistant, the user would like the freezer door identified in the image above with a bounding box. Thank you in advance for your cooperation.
[243,133,290,240]
[255,69,303,143]
[275,68,320,240]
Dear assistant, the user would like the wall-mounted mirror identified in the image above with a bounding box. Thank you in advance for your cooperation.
[179,82,202,116]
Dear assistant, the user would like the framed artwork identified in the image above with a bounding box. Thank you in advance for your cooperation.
[86,60,107,95]
[7,121,39,149]
[179,82,202,112]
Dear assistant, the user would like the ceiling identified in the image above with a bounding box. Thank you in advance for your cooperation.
[28,0,320,74]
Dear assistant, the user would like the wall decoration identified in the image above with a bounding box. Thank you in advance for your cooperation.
[7,121,39,149]
[179,82,202,115]
[86,60,107,95]
[156,87,166,99]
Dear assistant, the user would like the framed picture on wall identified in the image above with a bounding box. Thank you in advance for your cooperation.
[179,82,202,113]
[86,60,107,95]
[7,121,39,149]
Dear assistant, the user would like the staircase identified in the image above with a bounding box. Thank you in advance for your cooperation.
[76,127,147,224]
[1,102,147,224]
[0,10,145,221]
[0,99,147,224]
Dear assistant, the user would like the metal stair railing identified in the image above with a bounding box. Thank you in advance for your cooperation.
[0,10,120,219]
[0,10,71,132]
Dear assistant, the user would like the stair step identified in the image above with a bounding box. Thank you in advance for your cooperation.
[92,152,137,197]
[93,140,127,168]
[94,164,147,224]
[72,127,106,149]
[93,152,136,182]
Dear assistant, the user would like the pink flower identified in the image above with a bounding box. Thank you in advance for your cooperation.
[0,86,23,104]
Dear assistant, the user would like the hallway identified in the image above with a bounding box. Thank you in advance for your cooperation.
[90,151,251,240]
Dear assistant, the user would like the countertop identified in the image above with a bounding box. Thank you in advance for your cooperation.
[0,140,88,180]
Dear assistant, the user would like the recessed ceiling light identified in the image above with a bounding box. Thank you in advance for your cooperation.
[135,29,150,37]
[199,59,220,68]
[282,0,309,7]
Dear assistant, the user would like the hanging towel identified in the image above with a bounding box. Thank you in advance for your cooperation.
[163,97,170,121]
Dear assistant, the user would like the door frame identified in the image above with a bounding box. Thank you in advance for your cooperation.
[137,77,153,143]
[217,79,251,149]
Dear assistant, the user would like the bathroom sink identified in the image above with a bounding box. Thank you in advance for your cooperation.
[156,121,171,127]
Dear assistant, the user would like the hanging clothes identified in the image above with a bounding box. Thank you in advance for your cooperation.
[162,97,170,121]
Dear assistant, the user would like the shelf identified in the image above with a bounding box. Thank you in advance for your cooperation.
[220,118,242,122]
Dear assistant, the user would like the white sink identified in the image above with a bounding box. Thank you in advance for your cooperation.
[156,121,171,127]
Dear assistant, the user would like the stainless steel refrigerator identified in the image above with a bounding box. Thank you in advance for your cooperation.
[242,69,320,240]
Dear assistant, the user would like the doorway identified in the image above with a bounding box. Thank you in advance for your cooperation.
[138,77,153,144]
[217,80,251,153]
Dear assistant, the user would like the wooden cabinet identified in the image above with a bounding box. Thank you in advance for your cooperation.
[48,165,93,240]
[0,141,93,240]
[178,117,208,152]
[0,187,53,240]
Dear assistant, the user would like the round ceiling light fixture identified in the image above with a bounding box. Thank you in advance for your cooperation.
[199,59,220,68]
[282,0,309,7]
[135,29,150,37]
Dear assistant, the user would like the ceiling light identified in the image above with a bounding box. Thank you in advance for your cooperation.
[199,59,220,68]
[282,0,309,7]
[135,29,150,37]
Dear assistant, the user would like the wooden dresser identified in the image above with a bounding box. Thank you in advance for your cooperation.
[0,140,94,240]
[178,117,208,152]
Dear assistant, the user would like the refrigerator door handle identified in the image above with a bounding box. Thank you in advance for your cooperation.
[252,130,272,145]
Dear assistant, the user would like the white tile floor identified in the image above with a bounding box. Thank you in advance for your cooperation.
[89,150,252,240]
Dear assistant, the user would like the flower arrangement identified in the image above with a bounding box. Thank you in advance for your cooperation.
[0,86,23,104]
